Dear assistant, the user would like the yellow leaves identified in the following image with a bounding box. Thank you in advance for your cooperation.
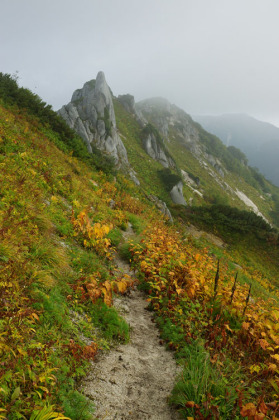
[101,280,113,306]
[176,288,184,296]
[17,347,28,356]
[72,199,80,208]
[30,312,40,321]
[270,334,279,346]
[72,210,113,256]
[249,364,261,373]
[268,363,278,372]
[271,354,279,363]
[271,310,279,321]
[115,280,128,294]
[187,287,196,299]
[51,195,58,202]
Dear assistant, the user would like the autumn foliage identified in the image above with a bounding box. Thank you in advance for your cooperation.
[3,88,279,420]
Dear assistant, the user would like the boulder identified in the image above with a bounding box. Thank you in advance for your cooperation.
[170,181,187,206]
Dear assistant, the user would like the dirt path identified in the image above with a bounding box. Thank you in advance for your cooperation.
[81,226,181,420]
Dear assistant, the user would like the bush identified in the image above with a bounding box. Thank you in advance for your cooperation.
[158,168,182,192]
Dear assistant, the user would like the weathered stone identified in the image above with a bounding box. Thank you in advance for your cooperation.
[148,194,173,223]
[58,72,128,167]
[142,133,172,168]
[170,181,187,206]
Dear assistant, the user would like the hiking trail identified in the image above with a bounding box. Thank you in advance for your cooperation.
[80,225,181,419]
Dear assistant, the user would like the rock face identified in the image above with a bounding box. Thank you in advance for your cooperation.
[142,132,173,168]
[118,95,174,168]
[137,98,200,153]
[170,181,187,206]
[136,97,227,177]
[58,72,128,167]
[148,194,173,222]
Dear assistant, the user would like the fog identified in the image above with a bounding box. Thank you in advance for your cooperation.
[1,0,279,126]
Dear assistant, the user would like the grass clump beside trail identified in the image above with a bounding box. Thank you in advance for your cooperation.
[170,340,243,419]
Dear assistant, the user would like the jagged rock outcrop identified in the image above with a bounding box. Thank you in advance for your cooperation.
[58,72,128,167]
[181,170,200,188]
[142,132,172,168]
[205,153,225,177]
[136,98,171,138]
[136,98,228,177]
[148,194,173,223]
[136,98,200,153]
[140,124,175,168]
[170,181,187,206]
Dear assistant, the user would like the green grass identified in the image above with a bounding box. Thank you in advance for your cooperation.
[128,213,145,234]
[107,227,123,247]
[89,300,130,343]
[170,340,242,419]
[114,99,171,202]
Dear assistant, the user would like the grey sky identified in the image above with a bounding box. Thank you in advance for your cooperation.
[1,0,279,126]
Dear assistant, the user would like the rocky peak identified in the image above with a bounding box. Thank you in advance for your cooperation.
[58,71,128,167]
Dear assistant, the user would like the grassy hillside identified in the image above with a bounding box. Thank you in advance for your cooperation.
[114,99,172,203]
[0,98,155,418]
[194,113,279,187]
[133,97,279,226]
[2,77,279,418]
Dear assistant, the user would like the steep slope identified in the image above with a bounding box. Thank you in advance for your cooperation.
[194,113,279,187]
[3,74,279,419]
[58,73,279,227]
[134,97,279,224]
[0,95,160,418]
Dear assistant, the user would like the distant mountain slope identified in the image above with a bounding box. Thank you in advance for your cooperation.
[58,73,279,227]
[193,113,279,187]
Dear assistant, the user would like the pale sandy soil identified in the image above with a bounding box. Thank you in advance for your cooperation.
[80,225,181,420]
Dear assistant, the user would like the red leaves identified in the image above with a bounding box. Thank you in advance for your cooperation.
[65,339,98,361]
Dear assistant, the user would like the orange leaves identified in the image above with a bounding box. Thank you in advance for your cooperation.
[113,274,134,295]
[240,403,264,419]
[238,391,269,420]
[258,338,269,350]
[242,322,250,331]
[100,280,113,306]
[72,209,112,256]
[75,271,134,308]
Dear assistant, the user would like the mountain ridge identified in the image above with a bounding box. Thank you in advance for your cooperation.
[58,72,279,227]
[193,113,279,187]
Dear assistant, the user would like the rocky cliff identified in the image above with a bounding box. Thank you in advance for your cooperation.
[58,72,128,167]
[58,73,276,223]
